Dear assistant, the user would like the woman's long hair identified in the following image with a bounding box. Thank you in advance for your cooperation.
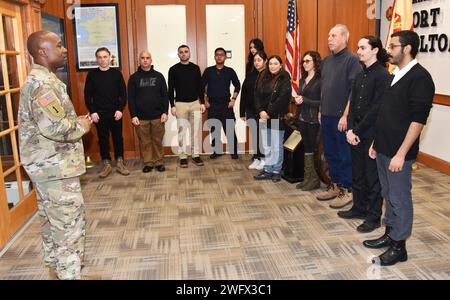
[361,35,390,67]
[300,51,322,79]
[257,55,283,93]
[246,38,264,74]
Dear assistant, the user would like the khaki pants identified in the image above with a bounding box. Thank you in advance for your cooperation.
[135,119,165,167]
[176,101,202,159]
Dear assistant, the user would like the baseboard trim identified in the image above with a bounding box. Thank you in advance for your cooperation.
[417,152,450,175]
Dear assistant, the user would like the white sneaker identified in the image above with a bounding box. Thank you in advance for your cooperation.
[255,159,265,170]
[248,159,260,170]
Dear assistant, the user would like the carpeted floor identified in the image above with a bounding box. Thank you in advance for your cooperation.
[1,156,449,280]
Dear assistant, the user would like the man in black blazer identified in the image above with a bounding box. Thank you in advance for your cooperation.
[365,30,435,266]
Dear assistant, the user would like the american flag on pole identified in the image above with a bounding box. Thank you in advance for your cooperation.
[285,0,301,96]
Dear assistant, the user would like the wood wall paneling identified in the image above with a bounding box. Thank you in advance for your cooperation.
[42,0,379,161]
[41,0,64,18]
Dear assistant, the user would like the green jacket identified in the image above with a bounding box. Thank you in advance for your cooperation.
[19,64,86,182]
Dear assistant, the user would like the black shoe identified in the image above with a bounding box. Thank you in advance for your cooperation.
[373,240,408,266]
[231,154,239,160]
[210,153,223,160]
[357,220,381,233]
[192,156,204,166]
[142,166,153,173]
[337,209,367,220]
[254,171,273,181]
[363,226,392,249]
[271,173,281,182]
[155,165,166,172]
[180,159,188,168]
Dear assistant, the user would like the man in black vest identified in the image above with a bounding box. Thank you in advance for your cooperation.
[365,30,435,266]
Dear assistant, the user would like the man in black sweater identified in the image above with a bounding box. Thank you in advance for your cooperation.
[128,51,169,173]
[84,47,129,178]
[201,47,241,159]
[169,45,205,168]
[365,31,435,266]
[338,36,391,234]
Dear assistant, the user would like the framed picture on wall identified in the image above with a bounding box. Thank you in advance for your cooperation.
[73,4,121,70]
[41,13,71,95]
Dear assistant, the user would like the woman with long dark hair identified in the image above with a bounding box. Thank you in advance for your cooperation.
[338,35,390,234]
[295,51,322,191]
[254,55,292,182]
[246,38,264,75]
[241,51,268,170]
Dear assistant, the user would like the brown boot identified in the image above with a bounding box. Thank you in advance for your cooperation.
[116,157,130,176]
[99,160,112,178]
[48,267,58,280]
[316,183,340,201]
[329,188,353,209]
[301,155,321,191]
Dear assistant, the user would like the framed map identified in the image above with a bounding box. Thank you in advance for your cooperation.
[73,4,121,70]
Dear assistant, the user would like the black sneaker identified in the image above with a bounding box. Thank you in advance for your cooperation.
[254,171,272,181]
[142,166,153,173]
[272,173,281,182]
[337,209,367,220]
[210,153,223,160]
[180,159,188,168]
[192,156,204,166]
[155,165,166,172]
[357,220,381,233]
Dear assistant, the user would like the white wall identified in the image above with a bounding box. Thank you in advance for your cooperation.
[380,0,450,162]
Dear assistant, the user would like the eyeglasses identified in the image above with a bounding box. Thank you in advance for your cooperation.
[387,44,404,50]
[302,59,312,63]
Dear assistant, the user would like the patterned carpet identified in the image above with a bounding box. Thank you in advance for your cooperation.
[1,156,449,280]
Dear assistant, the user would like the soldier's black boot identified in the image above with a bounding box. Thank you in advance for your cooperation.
[363,226,392,249]
[374,239,408,266]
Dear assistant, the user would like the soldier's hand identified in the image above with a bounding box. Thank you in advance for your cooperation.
[91,113,100,123]
[78,117,91,134]
[171,107,177,117]
[161,113,168,123]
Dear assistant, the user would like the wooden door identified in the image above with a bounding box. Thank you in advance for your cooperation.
[132,0,256,154]
[0,0,37,250]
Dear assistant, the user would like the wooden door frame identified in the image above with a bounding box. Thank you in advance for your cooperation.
[0,0,37,250]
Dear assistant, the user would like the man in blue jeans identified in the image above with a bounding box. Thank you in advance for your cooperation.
[317,24,362,209]
[365,30,435,266]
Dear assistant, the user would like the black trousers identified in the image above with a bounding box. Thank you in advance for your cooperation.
[95,113,124,161]
[298,121,320,154]
[207,102,238,155]
[351,137,383,222]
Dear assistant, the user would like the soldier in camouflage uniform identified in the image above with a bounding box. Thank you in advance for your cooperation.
[18,31,92,280]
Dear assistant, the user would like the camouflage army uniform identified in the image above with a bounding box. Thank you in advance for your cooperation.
[18,64,87,280]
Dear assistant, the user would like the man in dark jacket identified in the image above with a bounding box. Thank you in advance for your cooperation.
[128,51,169,173]
[201,47,241,159]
